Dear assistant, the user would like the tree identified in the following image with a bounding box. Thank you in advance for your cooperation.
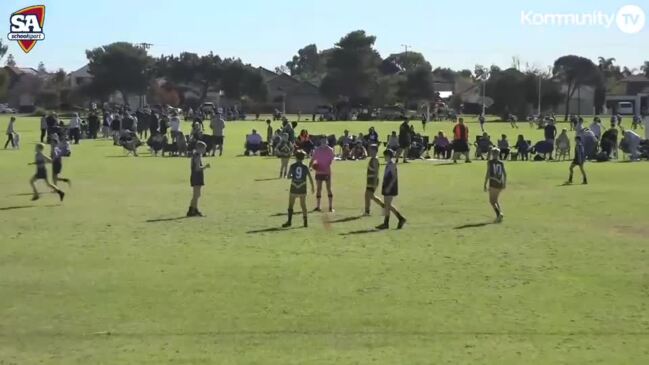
[5,54,16,67]
[397,66,434,108]
[484,68,528,116]
[285,44,330,85]
[275,65,290,75]
[382,51,431,74]
[86,42,153,103]
[641,61,649,78]
[0,40,8,61]
[553,55,602,119]
[320,30,382,104]
[432,67,458,82]
[523,70,563,114]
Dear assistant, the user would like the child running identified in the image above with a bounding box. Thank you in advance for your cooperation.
[187,141,210,217]
[310,137,335,212]
[483,147,506,223]
[282,150,314,228]
[50,134,71,187]
[566,135,588,185]
[376,149,406,230]
[29,143,65,201]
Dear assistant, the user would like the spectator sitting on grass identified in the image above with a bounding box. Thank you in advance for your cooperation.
[432,131,450,159]
[338,130,353,160]
[515,135,530,161]
[410,133,427,159]
[245,129,263,156]
[497,134,510,160]
[532,139,554,160]
[296,129,314,155]
[600,127,618,158]
[350,140,368,160]
[387,131,400,152]
[475,132,494,160]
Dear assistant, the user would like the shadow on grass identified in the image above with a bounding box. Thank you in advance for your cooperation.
[246,226,301,234]
[339,229,381,236]
[434,162,462,166]
[269,211,311,217]
[255,177,281,182]
[330,215,364,224]
[454,222,493,230]
[0,204,58,211]
[146,216,190,223]
[13,192,55,196]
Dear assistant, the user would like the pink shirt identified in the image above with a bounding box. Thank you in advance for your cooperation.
[312,146,334,175]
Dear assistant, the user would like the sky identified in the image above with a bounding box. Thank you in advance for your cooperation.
[1,0,647,74]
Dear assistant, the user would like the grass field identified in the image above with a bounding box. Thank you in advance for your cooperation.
[1,115,648,364]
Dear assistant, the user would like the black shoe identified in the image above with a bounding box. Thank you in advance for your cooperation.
[282,222,291,228]
[186,208,195,217]
[31,194,39,201]
[194,210,204,217]
[375,223,389,230]
[582,180,588,185]
[58,191,65,202]
[397,218,407,229]
[313,207,322,212]
[303,219,308,228]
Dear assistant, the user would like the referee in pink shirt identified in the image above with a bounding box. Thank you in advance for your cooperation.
[310,137,335,212]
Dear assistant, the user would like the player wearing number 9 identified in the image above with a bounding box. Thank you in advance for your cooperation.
[283,150,314,228]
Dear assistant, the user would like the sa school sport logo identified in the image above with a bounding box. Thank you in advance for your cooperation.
[7,5,46,53]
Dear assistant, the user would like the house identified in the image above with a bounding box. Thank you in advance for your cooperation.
[261,68,328,114]
[67,64,147,109]
[68,64,92,89]
[604,75,649,115]
[3,66,50,110]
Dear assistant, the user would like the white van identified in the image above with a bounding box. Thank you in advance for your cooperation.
[617,101,634,115]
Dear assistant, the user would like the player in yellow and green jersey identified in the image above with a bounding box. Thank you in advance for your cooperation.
[283,150,314,228]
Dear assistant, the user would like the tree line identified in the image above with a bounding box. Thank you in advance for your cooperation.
[1,32,649,118]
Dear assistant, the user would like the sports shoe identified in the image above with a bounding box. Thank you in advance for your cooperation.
[313,207,322,212]
[282,222,292,228]
[31,194,39,201]
[397,218,407,229]
[375,223,389,230]
[58,191,65,202]
[194,210,204,217]
[496,214,504,223]
[582,179,588,185]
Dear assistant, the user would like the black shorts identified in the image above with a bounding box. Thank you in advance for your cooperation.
[452,140,469,153]
[214,136,224,145]
[315,174,330,182]
[366,186,377,193]
[382,187,398,197]
[190,173,204,187]
[52,160,62,175]
[489,181,504,189]
[290,187,307,195]
[34,168,47,180]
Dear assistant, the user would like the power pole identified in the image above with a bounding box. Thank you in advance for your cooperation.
[401,44,412,55]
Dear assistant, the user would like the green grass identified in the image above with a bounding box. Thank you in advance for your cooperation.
[1,116,648,364]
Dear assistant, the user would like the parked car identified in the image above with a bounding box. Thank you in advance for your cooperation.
[0,105,16,114]
[201,102,215,113]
